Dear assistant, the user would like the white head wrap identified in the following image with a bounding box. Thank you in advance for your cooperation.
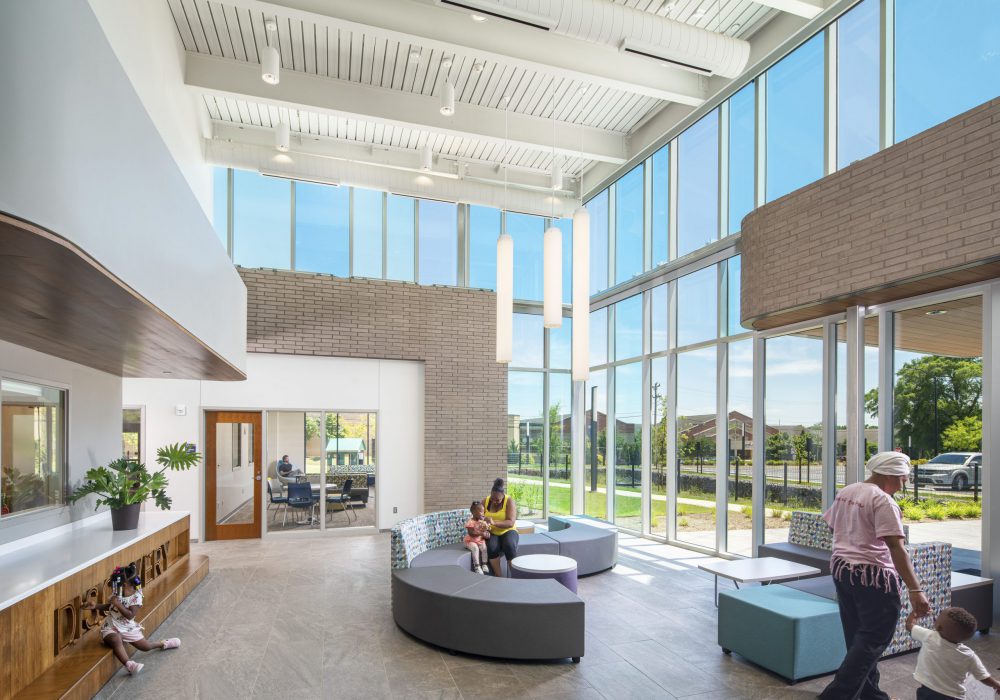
[866,451,911,476]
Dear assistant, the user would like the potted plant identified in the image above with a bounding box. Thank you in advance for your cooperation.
[69,443,201,530]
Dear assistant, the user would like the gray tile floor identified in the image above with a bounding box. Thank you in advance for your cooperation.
[93,530,1000,699]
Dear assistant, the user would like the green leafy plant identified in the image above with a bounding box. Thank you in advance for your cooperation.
[944,501,967,519]
[923,504,946,521]
[69,443,201,511]
[901,504,924,521]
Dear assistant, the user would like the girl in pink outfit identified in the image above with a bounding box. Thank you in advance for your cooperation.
[83,564,181,675]
[463,501,492,575]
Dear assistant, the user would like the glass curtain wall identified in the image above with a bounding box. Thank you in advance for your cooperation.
[507,311,573,519]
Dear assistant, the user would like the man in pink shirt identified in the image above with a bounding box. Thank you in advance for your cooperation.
[819,452,931,700]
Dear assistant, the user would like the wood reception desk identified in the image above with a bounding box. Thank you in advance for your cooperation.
[0,511,208,699]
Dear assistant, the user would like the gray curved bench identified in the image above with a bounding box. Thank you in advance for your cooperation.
[390,512,618,661]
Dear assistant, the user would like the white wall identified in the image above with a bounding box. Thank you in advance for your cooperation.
[123,354,424,538]
[0,0,245,371]
[0,341,122,546]
[88,0,213,219]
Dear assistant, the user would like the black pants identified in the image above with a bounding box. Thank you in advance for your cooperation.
[818,572,901,700]
[486,530,518,561]
[917,687,959,700]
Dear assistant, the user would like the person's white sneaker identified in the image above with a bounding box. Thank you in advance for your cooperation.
[126,660,144,675]
[161,638,181,649]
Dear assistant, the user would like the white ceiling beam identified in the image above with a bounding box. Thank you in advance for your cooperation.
[206,139,580,218]
[222,0,707,106]
[750,0,825,19]
[211,121,576,192]
[186,53,627,164]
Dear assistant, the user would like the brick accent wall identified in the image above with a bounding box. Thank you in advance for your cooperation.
[239,269,506,513]
[742,97,1000,330]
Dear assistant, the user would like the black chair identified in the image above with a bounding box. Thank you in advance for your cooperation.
[285,482,315,526]
[266,479,288,523]
[327,478,356,523]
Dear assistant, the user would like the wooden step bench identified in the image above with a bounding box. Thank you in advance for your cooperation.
[13,553,208,700]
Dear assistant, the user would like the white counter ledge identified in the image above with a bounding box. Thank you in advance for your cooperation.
[0,510,189,612]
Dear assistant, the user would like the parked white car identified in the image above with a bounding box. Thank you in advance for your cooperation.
[915,452,982,491]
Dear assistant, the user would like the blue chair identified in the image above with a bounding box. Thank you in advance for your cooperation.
[327,478,355,523]
[266,479,288,522]
[285,482,315,526]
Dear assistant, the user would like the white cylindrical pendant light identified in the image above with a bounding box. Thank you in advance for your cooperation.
[543,226,562,328]
[275,121,290,152]
[496,232,514,363]
[261,45,280,85]
[440,80,455,116]
[572,206,590,381]
[551,158,563,191]
[420,143,433,172]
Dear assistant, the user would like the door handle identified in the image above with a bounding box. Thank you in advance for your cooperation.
[255,475,262,481]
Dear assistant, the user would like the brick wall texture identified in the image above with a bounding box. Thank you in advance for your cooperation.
[742,97,1000,329]
[238,269,507,513]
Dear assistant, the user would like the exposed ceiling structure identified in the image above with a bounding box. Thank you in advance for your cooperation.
[167,0,827,214]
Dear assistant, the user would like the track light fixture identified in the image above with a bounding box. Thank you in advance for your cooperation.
[262,20,280,85]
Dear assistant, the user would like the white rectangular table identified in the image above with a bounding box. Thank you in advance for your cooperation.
[698,557,821,605]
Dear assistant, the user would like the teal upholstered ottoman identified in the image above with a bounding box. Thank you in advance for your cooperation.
[718,585,846,682]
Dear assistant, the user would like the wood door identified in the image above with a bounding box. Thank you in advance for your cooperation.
[205,411,262,541]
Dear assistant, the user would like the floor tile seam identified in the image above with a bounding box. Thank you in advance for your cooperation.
[616,654,683,698]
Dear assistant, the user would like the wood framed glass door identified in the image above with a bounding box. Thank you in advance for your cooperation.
[205,411,262,540]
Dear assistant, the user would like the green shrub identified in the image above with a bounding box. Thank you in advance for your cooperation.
[944,502,967,519]
[678,517,690,527]
[901,504,924,521]
[923,504,946,520]
[780,510,792,521]
[740,505,752,518]
[961,502,983,518]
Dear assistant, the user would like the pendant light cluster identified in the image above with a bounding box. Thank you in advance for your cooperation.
[496,93,589,383]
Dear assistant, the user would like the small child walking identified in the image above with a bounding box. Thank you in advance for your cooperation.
[907,607,1000,699]
[84,564,181,675]
[464,501,491,575]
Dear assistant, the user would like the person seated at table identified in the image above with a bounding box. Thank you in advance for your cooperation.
[277,455,304,479]
[483,478,518,577]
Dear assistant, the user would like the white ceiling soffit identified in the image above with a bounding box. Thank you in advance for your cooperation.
[429,0,751,79]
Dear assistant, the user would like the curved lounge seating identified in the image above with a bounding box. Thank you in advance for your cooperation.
[390,511,618,661]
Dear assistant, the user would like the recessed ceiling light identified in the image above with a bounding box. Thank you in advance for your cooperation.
[731,22,742,32]
[264,20,277,32]
[409,49,421,62]
[472,61,484,73]
[662,2,675,13]
[471,13,487,22]
[692,10,706,20]
[925,309,948,316]
[441,57,453,70]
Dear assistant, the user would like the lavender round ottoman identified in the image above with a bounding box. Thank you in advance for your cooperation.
[510,554,578,593]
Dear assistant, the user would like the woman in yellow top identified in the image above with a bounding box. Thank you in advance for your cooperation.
[483,477,518,577]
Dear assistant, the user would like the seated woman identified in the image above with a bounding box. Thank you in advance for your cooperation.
[483,478,518,577]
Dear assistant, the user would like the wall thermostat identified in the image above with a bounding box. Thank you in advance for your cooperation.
[175,404,187,416]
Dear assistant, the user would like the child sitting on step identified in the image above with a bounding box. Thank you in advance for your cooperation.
[83,564,181,675]
[906,606,1000,699]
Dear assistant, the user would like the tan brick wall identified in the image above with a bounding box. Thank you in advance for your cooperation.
[238,269,507,513]
[742,97,1000,329]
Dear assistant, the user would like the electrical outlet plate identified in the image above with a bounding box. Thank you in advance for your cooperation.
[393,506,398,513]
